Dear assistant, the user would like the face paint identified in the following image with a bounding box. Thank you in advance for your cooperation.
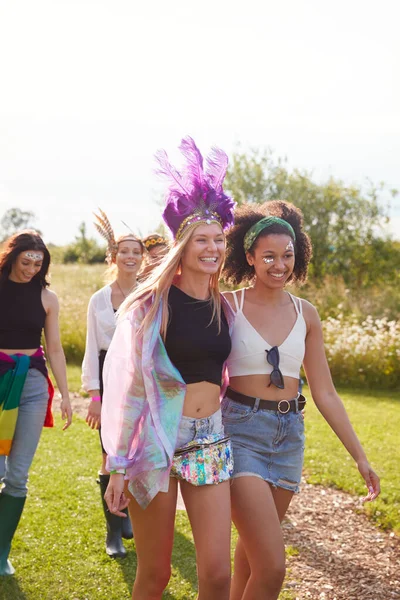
[285,240,294,252]
[24,252,44,261]
[262,257,274,264]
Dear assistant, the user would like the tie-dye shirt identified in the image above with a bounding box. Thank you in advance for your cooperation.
[101,295,233,509]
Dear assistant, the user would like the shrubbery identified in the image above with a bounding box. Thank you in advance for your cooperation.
[322,315,400,390]
[50,265,399,391]
[299,276,400,322]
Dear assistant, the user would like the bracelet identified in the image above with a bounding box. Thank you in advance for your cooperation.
[91,396,101,402]
[109,469,126,475]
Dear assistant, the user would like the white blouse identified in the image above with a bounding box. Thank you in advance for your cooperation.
[81,285,116,392]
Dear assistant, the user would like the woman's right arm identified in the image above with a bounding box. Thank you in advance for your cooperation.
[82,295,102,429]
[82,295,101,392]
[104,473,130,516]
[101,306,146,513]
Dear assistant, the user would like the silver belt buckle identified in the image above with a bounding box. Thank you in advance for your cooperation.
[278,399,291,414]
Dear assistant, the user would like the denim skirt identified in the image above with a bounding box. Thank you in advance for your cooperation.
[221,395,305,493]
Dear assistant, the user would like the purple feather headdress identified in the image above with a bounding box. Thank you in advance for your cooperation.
[155,136,235,240]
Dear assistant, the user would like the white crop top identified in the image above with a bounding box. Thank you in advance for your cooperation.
[226,288,306,379]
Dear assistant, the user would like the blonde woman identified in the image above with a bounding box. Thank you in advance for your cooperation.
[81,210,144,558]
[101,138,236,599]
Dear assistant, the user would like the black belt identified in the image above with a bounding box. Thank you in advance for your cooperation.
[226,387,306,414]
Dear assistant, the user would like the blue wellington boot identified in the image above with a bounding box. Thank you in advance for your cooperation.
[0,492,26,576]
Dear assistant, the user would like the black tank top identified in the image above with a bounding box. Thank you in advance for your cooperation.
[0,278,46,348]
[165,285,231,386]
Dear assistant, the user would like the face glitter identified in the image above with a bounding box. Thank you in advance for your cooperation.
[24,252,43,261]
[285,240,294,252]
[262,257,274,264]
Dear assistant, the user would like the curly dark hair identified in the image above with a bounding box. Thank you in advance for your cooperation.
[0,230,51,288]
[223,200,312,286]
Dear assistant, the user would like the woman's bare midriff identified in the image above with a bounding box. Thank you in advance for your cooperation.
[0,348,39,356]
[229,374,300,402]
[183,381,222,418]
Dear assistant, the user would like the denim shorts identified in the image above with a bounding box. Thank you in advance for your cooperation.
[175,408,225,450]
[221,395,305,493]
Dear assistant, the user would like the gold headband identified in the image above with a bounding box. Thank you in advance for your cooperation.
[175,211,222,241]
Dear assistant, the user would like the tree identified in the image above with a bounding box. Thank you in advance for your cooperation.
[0,208,39,241]
[63,222,105,264]
[225,147,398,286]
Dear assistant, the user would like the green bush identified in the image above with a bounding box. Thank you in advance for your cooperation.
[63,241,105,264]
[62,222,106,264]
[299,276,400,321]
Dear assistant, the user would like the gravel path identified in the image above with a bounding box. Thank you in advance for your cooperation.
[71,394,400,599]
[282,482,400,599]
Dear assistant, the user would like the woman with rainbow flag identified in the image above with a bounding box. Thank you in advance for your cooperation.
[0,230,72,576]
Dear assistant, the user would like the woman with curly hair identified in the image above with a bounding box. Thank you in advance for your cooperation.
[222,201,380,600]
[0,230,72,576]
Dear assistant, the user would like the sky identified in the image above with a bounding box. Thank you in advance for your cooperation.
[0,0,399,245]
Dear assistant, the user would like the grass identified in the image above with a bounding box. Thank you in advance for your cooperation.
[63,371,400,534]
[50,264,104,364]
[2,419,296,600]
[65,364,85,394]
[2,387,399,599]
[2,420,203,600]
[64,361,400,534]
[302,386,400,532]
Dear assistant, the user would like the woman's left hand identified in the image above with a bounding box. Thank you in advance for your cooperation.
[358,460,380,502]
[60,396,73,430]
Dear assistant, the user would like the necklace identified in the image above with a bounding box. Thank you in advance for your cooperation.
[115,280,137,298]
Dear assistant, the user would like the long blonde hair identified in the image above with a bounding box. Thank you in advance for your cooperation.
[119,225,225,339]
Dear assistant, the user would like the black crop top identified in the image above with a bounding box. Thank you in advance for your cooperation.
[165,285,231,386]
[0,279,46,349]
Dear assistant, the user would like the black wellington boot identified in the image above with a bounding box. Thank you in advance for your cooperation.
[0,493,26,576]
[98,474,127,558]
[121,507,134,540]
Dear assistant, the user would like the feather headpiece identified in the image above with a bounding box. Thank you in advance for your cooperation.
[155,136,235,240]
[94,209,141,264]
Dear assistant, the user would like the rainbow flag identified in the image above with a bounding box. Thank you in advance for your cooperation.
[0,354,30,455]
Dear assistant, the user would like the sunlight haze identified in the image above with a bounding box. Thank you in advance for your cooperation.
[0,0,399,244]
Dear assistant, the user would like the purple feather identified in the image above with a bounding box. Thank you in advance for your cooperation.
[156,137,235,238]
[217,195,236,227]
[179,137,205,192]
[206,147,229,192]
[154,149,191,197]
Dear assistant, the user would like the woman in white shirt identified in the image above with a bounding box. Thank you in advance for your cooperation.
[81,211,144,558]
